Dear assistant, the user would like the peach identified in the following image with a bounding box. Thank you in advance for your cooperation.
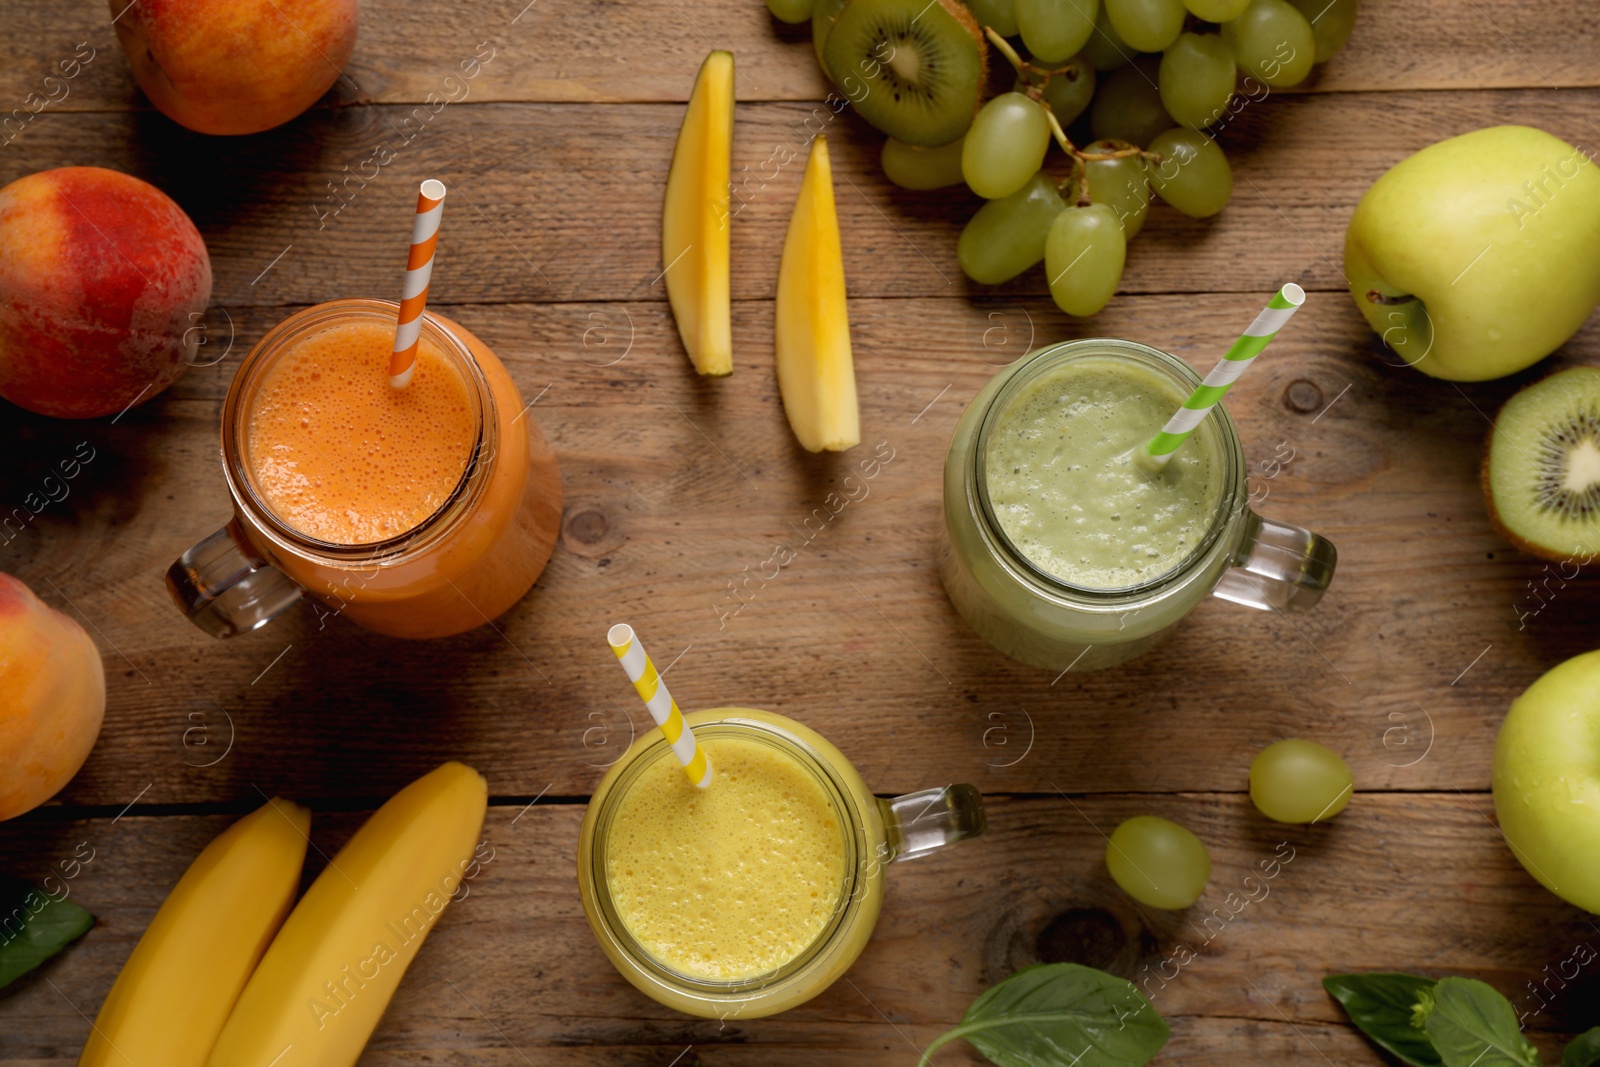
[111,0,359,136]
[0,572,106,821]
[0,167,212,419]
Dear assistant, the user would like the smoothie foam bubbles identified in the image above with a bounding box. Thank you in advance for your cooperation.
[982,354,1226,590]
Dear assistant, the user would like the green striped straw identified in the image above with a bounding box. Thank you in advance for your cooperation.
[1137,283,1306,474]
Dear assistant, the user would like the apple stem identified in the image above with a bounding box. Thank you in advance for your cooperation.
[1366,290,1418,306]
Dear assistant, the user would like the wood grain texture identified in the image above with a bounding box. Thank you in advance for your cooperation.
[4,90,1599,305]
[0,0,1596,111]
[0,797,1591,1065]
[4,1,1600,1063]
[4,293,1596,805]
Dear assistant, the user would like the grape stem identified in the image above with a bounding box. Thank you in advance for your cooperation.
[1366,290,1418,305]
[1042,112,1157,205]
[980,28,1164,206]
[1064,154,1091,207]
[1042,107,1158,164]
[1079,144,1147,162]
[1044,107,1078,159]
[1042,110,1093,205]
[984,27,1028,76]
[983,26,1083,100]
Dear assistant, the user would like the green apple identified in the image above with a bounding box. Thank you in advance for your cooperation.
[1492,649,1600,912]
[1345,125,1600,382]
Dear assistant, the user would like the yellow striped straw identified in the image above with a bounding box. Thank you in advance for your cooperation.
[606,624,712,788]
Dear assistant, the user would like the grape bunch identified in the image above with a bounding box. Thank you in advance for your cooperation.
[784,0,1358,317]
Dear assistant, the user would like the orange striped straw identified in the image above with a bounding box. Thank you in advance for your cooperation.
[389,178,447,389]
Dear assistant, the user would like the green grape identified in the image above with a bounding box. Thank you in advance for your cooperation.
[1222,0,1316,87]
[1024,61,1096,127]
[1083,142,1150,237]
[1080,5,1133,71]
[1287,0,1357,62]
[1146,127,1232,216]
[765,0,814,23]
[1016,0,1099,64]
[1159,32,1235,130]
[1106,815,1210,910]
[963,92,1051,199]
[1029,66,1096,127]
[1045,204,1125,316]
[957,172,1066,285]
[1090,56,1175,148]
[967,0,1020,37]
[1104,0,1185,53]
[881,136,968,190]
[1182,0,1249,18]
[1250,739,1353,824]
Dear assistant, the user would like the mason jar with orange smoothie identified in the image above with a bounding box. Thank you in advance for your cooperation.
[167,298,562,639]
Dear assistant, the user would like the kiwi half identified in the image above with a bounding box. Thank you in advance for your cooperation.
[1483,365,1600,562]
[822,0,986,147]
[812,0,850,76]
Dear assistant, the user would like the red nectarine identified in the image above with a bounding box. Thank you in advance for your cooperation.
[0,166,213,419]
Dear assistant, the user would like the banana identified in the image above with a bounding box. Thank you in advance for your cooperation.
[78,798,310,1067]
[775,134,860,452]
[663,50,734,376]
[209,762,487,1067]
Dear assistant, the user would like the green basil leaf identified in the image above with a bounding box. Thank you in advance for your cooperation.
[0,876,94,989]
[1424,977,1542,1067]
[1562,1027,1600,1067]
[1323,972,1443,1067]
[919,963,1168,1067]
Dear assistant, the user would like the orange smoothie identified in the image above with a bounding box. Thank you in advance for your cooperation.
[247,320,475,544]
[229,301,562,639]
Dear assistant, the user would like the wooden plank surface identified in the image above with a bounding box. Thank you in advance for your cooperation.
[5,90,1598,306]
[5,1,1600,1064]
[1,797,1593,1064]
[2,0,1598,109]
[5,293,1596,804]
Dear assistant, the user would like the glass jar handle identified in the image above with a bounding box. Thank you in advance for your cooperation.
[879,785,986,862]
[1212,507,1337,614]
[166,521,303,638]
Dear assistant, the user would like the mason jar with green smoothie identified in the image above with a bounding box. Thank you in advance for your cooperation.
[940,317,1337,672]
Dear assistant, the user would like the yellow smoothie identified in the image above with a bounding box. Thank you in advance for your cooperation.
[604,735,847,981]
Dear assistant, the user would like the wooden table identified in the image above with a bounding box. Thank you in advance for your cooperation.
[4,2,1599,1062]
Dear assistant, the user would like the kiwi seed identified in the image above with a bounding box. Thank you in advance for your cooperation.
[821,0,986,148]
[1534,407,1600,517]
[1483,365,1600,562]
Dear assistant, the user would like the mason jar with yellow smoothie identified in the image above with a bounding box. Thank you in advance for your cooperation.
[577,708,985,1019]
[940,339,1338,672]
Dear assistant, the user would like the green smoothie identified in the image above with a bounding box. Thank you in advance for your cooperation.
[982,355,1225,590]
